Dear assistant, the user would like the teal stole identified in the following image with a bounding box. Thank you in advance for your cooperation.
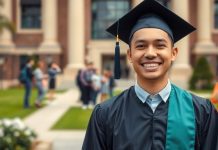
[165,84,195,150]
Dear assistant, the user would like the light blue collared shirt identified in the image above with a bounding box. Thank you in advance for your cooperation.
[134,80,171,112]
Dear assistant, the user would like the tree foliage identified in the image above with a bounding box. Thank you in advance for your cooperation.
[0,0,15,35]
[189,57,214,90]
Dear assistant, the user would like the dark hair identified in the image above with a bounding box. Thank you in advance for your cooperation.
[48,62,54,68]
[26,58,33,64]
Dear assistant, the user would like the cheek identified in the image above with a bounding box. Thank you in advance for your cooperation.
[131,50,144,59]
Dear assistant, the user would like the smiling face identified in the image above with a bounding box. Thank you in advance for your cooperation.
[127,28,178,84]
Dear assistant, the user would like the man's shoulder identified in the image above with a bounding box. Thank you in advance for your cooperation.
[172,84,212,111]
[190,92,213,112]
[97,87,134,113]
[190,93,208,103]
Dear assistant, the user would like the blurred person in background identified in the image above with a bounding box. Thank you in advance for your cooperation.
[76,69,83,102]
[100,69,110,102]
[107,69,116,98]
[33,60,47,108]
[80,62,94,109]
[22,58,34,108]
[90,68,101,106]
[47,62,61,100]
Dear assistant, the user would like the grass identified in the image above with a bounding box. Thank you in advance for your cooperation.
[190,89,212,95]
[0,87,39,119]
[52,107,93,130]
[52,90,122,130]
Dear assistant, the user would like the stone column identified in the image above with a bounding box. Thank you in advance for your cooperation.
[38,0,60,53]
[0,0,14,52]
[170,0,192,89]
[194,0,216,54]
[67,0,85,69]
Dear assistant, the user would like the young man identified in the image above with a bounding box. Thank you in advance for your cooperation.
[82,0,218,149]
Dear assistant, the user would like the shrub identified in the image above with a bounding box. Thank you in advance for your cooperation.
[189,57,214,90]
[0,118,37,150]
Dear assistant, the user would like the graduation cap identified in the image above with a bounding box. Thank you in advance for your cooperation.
[106,0,196,79]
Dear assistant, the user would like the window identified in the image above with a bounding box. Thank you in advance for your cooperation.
[20,0,41,29]
[215,0,218,28]
[92,0,130,39]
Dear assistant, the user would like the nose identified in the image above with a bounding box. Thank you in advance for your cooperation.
[144,46,157,59]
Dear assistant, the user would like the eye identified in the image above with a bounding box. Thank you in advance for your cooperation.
[156,43,166,49]
[135,44,146,50]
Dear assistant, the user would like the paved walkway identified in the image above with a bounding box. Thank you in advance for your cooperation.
[23,79,135,150]
[23,88,85,150]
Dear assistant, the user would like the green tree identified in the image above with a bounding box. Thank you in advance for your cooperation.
[0,0,15,34]
[189,57,214,90]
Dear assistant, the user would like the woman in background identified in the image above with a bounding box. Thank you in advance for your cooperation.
[33,61,47,107]
[100,70,110,102]
[48,62,61,100]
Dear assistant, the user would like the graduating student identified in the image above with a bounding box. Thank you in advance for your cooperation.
[82,0,218,149]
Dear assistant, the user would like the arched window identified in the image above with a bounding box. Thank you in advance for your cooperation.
[91,0,130,39]
[215,0,218,28]
[20,0,41,29]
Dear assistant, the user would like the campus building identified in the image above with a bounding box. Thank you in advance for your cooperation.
[0,0,217,89]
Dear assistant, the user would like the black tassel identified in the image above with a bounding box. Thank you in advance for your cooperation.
[114,35,121,79]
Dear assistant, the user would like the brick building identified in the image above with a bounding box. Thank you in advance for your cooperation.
[0,0,217,89]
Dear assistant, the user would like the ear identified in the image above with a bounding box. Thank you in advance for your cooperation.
[127,49,132,63]
[171,47,178,62]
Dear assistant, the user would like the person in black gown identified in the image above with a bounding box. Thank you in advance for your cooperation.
[82,0,218,149]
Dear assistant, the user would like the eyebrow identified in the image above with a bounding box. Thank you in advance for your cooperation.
[134,39,146,44]
[134,38,168,44]
[155,38,168,43]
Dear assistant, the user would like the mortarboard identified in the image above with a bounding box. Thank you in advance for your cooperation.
[106,0,196,79]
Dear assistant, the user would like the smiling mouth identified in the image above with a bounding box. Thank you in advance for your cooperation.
[141,63,162,71]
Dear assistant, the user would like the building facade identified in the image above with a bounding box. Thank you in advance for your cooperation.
[0,0,217,89]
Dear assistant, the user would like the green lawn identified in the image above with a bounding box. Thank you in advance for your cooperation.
[52,107,93,130]
[0,87,38,119]
[52,90,122,130]
[190,89,212,95]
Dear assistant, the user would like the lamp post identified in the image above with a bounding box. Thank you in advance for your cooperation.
[0,56,5,89]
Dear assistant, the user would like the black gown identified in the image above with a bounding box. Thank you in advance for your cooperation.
[82,86,218,150]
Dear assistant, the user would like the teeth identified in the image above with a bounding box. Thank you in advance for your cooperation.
[143,63,158,67]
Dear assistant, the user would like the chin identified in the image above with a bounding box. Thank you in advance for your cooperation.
[143,75,161,81]
[139,71,168,81]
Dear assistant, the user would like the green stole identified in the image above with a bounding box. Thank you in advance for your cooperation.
[165,84,195,150]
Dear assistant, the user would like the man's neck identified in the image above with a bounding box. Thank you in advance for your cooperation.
[137,76,169,95]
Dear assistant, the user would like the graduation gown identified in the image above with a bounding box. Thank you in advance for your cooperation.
[82,86,218,150]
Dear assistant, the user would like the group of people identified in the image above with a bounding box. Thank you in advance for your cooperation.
[21,58,61,108]
[76,62,116,109]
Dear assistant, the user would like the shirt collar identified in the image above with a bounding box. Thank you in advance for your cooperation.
[134,80,171,103]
